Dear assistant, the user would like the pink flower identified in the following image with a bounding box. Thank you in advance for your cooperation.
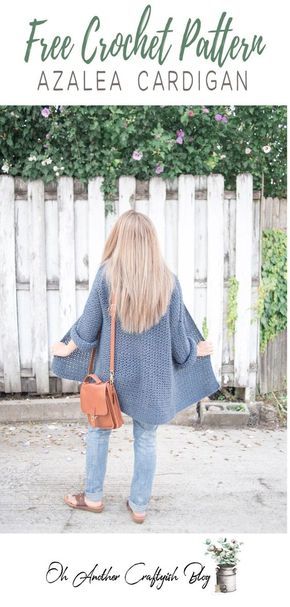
[41,107,50,118]
[155,163,164,175]
[188,110,195,117]
[215,113,229,124]
[176,128,185,144]
[132,150,143,161]
[202,107,209,113]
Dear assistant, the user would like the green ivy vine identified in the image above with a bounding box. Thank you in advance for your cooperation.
[202,317,209,338]
[254,229,287,352]
[227,276,239,336]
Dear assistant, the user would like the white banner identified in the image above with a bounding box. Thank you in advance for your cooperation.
[0,0,288,104]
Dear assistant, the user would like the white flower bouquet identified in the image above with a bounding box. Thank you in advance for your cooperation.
[204,537,243,566]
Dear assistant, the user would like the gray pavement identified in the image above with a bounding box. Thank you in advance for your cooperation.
[0,418,287,533]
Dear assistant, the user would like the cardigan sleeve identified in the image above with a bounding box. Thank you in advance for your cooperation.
[170,276,198,367]
[70,271,103,351]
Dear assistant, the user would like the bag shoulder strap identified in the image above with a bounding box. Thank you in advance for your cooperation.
[109,292,117,384]
[87,291,117,382]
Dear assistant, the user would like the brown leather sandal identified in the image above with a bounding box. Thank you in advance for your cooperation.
[126,499,146,524]
[64,492,104,513]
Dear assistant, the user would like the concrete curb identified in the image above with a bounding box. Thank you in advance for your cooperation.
[0,397,199,426]
[0,397,87,423]
[0,397,274,427]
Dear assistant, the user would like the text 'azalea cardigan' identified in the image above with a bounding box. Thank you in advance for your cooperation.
[52,263,220,424]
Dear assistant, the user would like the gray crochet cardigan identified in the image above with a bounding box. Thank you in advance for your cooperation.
[51,262,220,424]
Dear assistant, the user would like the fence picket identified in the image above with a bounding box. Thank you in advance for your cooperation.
[0,176,21,392]
[75,198,88,285]
[207,175,224,382]
[222,196,236,385]
[248,195,261,400]
[88,177,105,288]
[28,180,49,393]
[279,199,287,231]
[165,178,178,274]
[194,185,207,332]
[177,175,195,313]
[149,177,166,257]
[57,177,78,393]
[235,174,253,389]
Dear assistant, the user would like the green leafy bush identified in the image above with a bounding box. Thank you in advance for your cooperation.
[0,105,286,201]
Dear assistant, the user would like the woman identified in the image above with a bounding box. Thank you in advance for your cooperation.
[51,209,220,524]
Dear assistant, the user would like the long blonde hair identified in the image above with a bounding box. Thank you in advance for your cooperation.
[100,210,175,333]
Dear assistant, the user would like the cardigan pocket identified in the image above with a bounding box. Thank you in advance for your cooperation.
[174,336,198,369]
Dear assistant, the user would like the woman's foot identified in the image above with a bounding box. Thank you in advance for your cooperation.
[126,499,146,523]
[64,492,104,512]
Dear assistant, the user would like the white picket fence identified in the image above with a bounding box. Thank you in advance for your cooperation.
[0,174,262,400]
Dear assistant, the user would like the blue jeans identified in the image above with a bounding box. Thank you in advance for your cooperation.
[84,418,158,513]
